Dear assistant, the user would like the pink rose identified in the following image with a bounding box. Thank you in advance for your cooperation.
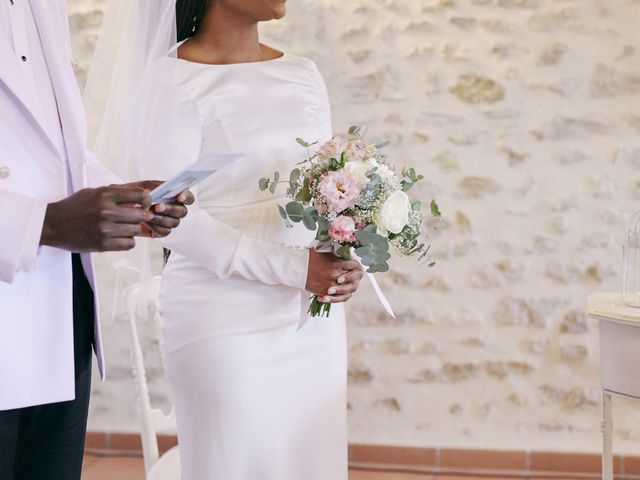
[316,136,342,162]
[329,216,357,243]
[317,170,361,213]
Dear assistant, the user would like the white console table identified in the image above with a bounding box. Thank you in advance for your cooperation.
[587,292,640,480]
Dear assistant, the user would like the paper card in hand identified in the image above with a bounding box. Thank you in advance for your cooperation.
[150,152,247,205]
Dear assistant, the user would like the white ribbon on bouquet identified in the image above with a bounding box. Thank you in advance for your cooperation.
[298,241,396,329]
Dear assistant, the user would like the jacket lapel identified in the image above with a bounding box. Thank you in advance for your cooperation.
[30,0,87,189]
[0,38,61,158]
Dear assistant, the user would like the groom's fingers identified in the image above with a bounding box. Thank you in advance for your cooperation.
[108,206,153,225]
[101,237,136,252]
[109,187,152,210]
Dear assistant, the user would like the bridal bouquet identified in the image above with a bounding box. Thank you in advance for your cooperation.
[259,126,440,317]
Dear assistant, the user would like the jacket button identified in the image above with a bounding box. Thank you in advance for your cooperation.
[0,167,10,179]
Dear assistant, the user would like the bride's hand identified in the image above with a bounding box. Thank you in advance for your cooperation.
[306,250,364,304]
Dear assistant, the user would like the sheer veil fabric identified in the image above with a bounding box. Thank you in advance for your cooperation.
[84,0,178,318]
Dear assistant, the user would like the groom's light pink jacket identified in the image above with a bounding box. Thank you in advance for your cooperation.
[0,0,117,410]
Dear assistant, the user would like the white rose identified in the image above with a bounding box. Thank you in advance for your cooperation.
[374,190,410,234]
[343,160,374,185]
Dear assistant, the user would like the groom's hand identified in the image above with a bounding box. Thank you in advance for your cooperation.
[306,251,364,304]
[120,181,195,238]
[40,186,153,252]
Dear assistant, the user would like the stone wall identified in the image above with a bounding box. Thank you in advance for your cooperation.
[68,0,640,452]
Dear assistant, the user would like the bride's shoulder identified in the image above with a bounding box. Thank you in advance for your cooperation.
[261,43,317,69]
[143,56,192,90]
[280,52,325,80]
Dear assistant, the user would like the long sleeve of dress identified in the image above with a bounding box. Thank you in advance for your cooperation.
[135,70,309,290]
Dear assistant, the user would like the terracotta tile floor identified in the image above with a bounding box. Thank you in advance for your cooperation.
[85,456,614,480]
[82,455,526,480]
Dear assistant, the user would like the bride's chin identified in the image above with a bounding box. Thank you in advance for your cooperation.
[271,6,286,19]
[267,0,286,19]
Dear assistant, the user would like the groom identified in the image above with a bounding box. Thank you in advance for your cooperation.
[0,1,193,479]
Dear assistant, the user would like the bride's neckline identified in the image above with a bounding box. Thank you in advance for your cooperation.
[169,41,289,67]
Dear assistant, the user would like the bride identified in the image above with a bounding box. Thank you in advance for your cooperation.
[87,0,364,478]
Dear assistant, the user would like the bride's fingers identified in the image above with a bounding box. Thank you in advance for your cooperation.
[145,223,172,237]
[335,259,360,272]
[327,282,358,296]
[176,191,195,205]
[147,213,181,229]
[336,269,364,285]
[327,293,353,304]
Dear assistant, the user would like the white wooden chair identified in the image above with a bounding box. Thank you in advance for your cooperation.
[587,292,640,480]
[124,276,181,479]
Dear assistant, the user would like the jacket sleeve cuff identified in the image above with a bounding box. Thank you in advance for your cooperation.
[0,191,48,283]
[17,197,48,273]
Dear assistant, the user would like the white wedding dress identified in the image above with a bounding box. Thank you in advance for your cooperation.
[135,47,348,480]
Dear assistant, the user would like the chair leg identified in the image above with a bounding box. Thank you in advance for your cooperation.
[602,390,613,480]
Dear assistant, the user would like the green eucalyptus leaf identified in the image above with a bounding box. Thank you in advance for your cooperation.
[304,206,319,221]
[356,229,388,249]
[368,262,390,273]
[430,200,442,217]
[268,171,280,193]
[258,177,269,191]
[315,217,331,242]
[296,138,309,148]
[411,200,422,212]
[348,125,361,135]
[286,201,304,222]
[295,178,312,203]
[289,168,300,186]
[354,244,390,273]
[336,244,352,260]
[302,216,317,231]
[278,204,288,220]
[302,208,318,230]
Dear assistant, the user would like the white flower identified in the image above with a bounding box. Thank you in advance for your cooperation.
[343,160,374,185]
[376,163,395,181]
[374,190,410,234]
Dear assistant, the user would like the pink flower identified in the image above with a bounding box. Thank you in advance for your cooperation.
[316,137,342,162]
[317,170,361,213]
[344,140,367,162]
[329,216,357,243]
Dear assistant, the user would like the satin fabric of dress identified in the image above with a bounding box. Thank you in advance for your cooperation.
[135,51,348,480]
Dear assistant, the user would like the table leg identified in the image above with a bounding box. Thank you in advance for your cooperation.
[602,390,613,480]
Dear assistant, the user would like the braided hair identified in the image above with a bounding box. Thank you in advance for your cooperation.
[176,0,209,42]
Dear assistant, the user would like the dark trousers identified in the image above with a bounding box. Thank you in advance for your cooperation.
[0,254,95,480]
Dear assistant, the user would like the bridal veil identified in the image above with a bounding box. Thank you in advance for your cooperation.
[83,0,179,318]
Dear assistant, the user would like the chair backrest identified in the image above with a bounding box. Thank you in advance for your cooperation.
[124,276,177,474]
